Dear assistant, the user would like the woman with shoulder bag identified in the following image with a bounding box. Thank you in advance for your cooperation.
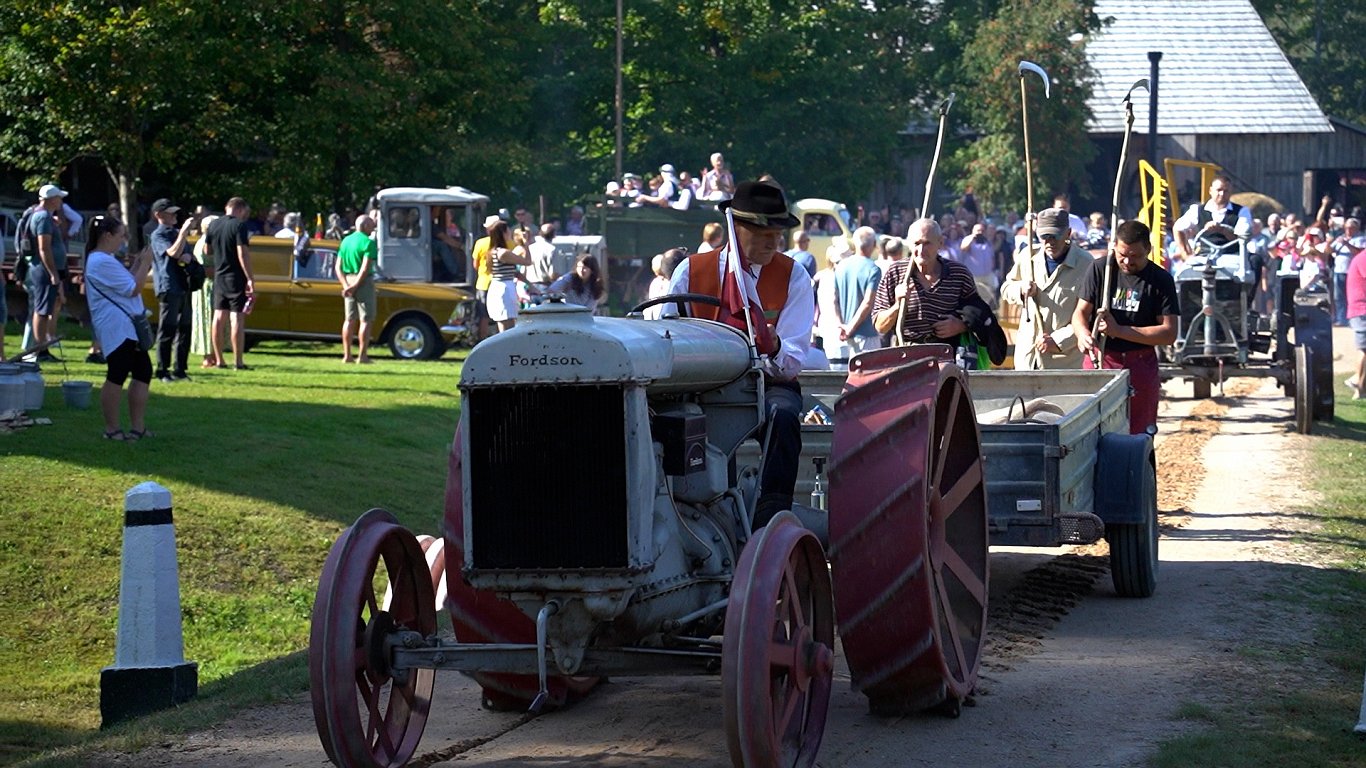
[84,215,155,441]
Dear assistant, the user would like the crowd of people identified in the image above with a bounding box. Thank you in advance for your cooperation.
[602,152,736,211]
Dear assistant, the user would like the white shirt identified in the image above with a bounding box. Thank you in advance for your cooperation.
[666,251,814,381]
[1174,201,1253,239]
[526,238,557,283]
[84,250,146,353]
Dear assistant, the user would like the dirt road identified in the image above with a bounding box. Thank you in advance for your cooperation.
[101,370,1328,768]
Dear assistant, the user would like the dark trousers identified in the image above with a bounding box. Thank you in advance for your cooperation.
[156,291,193,376]
[753,381,803,528]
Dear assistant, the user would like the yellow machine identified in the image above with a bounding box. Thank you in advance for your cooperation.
[1135,158,1227,267]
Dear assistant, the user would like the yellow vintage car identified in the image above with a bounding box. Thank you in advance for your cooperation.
[146,234,477,360]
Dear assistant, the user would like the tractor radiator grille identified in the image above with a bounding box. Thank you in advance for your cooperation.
[467,384,629,570]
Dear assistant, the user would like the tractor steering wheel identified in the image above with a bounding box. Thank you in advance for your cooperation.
[630,292,721,318]
[1191,234,1241,258]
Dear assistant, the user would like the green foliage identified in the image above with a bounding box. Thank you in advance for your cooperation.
[1252,0,1366,126]
[949,0,1104,213]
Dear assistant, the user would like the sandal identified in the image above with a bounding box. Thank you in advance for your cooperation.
[103,429,128,441]
[127,429,154,441]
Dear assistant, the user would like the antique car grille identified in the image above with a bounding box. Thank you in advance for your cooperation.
[467,384,629,569]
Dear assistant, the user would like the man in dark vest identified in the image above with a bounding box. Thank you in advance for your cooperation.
[1173,175,1253,261]
[665,180,814,529]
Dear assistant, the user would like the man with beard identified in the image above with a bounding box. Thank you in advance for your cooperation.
[1072,219,1179,434]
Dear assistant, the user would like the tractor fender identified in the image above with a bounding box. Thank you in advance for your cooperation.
[1094,432,1155,526]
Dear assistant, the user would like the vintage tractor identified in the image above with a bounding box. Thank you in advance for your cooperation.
[1170,234,1333,433]
[308,299,989,767]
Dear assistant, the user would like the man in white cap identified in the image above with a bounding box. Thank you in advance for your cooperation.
[638,164,680,208]
[24,184,71,357]
[1000,207,1091,369]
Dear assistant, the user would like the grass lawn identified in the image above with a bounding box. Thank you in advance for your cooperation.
[0,319,465,765]
[1151,387,1366,767]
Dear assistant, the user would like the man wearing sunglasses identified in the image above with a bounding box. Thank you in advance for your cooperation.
[1000,208,1091,369]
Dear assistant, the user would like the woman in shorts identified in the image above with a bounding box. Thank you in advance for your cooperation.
[83,215,155,440]
[485,221,532,332]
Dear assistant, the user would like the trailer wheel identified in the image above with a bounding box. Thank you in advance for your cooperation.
[1294,345,1313,435]
[1106,454,1158,598]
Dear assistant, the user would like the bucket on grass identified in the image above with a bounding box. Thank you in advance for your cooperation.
[62,380,93,410]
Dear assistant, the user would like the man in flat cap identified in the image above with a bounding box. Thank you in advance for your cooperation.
[1000,207,1091,369]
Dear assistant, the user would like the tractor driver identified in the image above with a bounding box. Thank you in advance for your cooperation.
[1173,175,1253,262]
[665,180,814,530]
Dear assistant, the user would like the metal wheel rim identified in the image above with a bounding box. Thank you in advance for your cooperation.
[925,371,990,697]
[723,513,834,768]
[311,509,436,768]
[392,325,428,358]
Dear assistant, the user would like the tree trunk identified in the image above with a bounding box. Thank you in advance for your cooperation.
[117,169,139,250]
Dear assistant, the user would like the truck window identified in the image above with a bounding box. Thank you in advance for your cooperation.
[295,248,339,281]
[387,206,421,239]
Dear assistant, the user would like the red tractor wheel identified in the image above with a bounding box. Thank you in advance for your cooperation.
[722,512,835,768]
[384,535,447,616]
[442,424,599,710]
[310,508,437,768]
[828,346,989,715]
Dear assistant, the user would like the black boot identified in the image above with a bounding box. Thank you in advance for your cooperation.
[752,492,793,532]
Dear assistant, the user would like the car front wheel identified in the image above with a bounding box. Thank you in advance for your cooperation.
[387,315,443,360]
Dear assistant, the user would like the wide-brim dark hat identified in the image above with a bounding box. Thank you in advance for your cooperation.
[720,180,800,229]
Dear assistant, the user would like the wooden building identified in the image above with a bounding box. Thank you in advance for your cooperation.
[879,0,1366,224]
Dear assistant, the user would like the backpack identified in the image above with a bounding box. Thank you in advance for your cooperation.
[11,205,38,283]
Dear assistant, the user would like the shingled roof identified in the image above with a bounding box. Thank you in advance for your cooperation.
[1087,0,1331,135]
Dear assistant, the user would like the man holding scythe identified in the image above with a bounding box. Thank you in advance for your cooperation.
[1000,207,1090,369]
[1072,219,1179,435]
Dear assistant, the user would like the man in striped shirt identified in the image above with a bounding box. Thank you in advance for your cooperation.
[872,218,979,344]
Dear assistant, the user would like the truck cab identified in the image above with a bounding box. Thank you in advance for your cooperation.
[790,198,854,272]
[374,186,490,285]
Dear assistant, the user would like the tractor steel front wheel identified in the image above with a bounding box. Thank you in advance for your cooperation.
[722,512,834,768]
[310,509,436,768]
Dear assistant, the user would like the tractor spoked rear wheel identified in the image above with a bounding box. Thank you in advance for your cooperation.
[722,512,834,768]
[830,355,989,716]
[310,508,436,768]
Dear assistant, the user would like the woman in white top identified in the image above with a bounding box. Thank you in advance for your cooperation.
[486,221,533,332]
[83,215,154,440]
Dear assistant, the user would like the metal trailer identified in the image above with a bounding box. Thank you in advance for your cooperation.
[760,365,1159,598]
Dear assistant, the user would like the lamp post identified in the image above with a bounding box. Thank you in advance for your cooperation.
[614,0,623,182]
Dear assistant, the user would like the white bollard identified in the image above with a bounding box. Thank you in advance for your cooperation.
[99,481,197,728]
[1357,667,1366,734]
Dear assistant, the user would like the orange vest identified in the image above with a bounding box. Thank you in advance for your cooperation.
[687,249,794,323]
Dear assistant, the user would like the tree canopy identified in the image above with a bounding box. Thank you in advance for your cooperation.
[0,0,1124,218]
